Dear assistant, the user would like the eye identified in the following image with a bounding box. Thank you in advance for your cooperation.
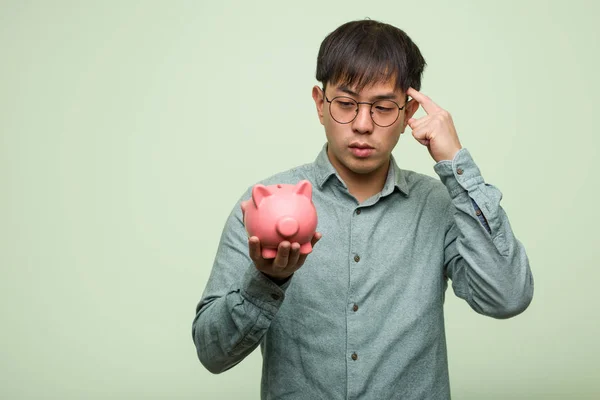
[374,100,397,113]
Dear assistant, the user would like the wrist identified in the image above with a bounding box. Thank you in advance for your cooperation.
[261,272,293,286]
[434,146,462,163]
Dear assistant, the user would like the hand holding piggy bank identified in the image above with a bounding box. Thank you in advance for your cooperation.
[241,180,318,259]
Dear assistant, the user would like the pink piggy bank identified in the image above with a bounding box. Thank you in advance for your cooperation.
[241,180,318,259]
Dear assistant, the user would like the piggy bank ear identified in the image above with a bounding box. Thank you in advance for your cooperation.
[294,180,312,199]
[252,184,272,208]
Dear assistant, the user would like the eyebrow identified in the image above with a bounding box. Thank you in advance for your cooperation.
[337,85,399,101]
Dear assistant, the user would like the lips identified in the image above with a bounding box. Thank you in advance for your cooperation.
[348,143,375,158]
[349,142,374,149]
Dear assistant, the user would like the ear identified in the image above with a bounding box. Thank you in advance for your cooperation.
[401,98,420,133]
[294,179,312,199]
[251,184,272,208]
[312,85,325,126]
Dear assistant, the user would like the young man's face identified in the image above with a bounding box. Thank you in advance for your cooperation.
[312,79,419,179]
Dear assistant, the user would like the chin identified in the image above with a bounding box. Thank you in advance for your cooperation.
[346,158,381,175]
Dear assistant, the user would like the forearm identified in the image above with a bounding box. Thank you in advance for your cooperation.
[436,149,534,318]
[193,264,289,373]
[192,192,293,373]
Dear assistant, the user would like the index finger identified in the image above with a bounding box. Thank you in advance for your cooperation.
[406,87,441,115]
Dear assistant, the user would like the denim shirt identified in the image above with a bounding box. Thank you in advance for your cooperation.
[192,144,534,399]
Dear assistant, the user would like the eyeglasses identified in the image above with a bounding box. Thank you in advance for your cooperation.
[324,92,406,127]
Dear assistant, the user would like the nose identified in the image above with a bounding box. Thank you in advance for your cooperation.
[351,103,374,134]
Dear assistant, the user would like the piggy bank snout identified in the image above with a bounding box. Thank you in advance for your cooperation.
[276,217,299,238]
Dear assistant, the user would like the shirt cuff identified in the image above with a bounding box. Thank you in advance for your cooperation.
[433,148,484,198]
[241,265,290,316]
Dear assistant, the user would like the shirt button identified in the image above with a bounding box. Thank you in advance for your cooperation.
[354,255,360,262]
[351,353,358,361]
[457,168,464,175]
[270,293,280,300]
[356,209,361,215]
[475,209,482,216]
[352,304,359,312]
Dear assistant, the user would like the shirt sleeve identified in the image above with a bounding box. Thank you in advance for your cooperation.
[471,198,491,234]
[191,192,291,374]
[434,148,534,319]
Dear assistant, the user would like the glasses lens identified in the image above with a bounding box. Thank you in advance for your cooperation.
[330,97,357,124]
[371,100,400,127]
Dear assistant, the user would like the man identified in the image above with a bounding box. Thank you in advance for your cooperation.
[192,19,533,399]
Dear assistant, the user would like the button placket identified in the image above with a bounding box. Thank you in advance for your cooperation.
[348,203,365,378]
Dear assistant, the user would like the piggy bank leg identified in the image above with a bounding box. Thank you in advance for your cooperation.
[262,247,278,259]
[299,242,313,255]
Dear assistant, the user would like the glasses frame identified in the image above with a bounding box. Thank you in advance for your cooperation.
[323,89,407,127]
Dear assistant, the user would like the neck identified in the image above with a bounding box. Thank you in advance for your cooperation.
[331,154,390,204]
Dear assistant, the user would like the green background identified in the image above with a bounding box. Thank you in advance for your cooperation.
[1,0,598,398]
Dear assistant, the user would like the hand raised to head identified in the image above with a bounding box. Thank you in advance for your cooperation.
[406,87,462,162]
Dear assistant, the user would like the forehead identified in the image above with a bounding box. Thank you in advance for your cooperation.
[329,79,403,99]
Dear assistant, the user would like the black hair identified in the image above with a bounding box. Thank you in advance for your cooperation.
[316,19,426,94]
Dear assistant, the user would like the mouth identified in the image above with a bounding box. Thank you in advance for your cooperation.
[348,142,375,158]
[349,142,374,150]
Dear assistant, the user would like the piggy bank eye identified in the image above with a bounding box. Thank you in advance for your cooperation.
[277,184,282,189]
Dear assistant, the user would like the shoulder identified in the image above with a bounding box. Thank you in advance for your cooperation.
[402,168,452,208]
[257,161,315,187]
[236,161,316,202]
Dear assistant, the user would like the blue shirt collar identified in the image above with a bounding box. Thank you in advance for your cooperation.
[313,142,410,197]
